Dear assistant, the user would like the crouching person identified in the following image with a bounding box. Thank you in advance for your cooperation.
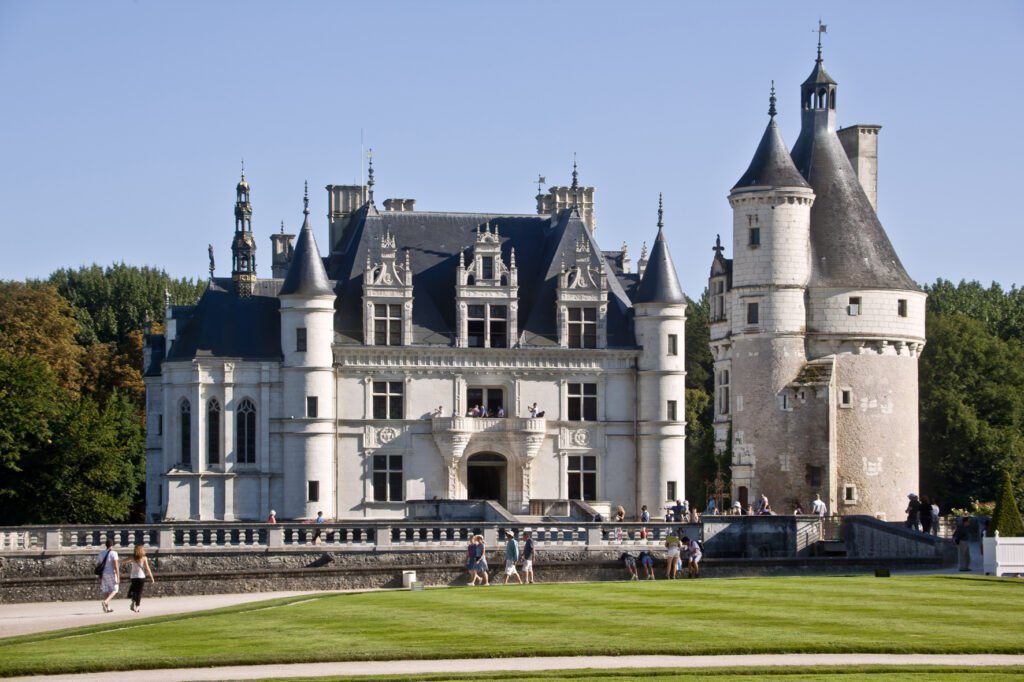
[682,535,702,578]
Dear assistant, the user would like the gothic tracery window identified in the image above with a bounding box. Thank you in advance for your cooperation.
[207,398,221,466]
[180,399,191,468]
[236,398,256,464]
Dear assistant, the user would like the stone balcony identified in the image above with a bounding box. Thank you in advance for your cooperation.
[430,416,547,435]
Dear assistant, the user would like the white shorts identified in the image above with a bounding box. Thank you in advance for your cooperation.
[690,554,702,564]
[522,559,533,572]
[504,561,519,575]
[666,547,680,558]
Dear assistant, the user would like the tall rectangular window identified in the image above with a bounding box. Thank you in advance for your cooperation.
[667,481,677,502]
[466,387,504,416]
[567,307,597,349]
[667,400,678,421]
[467,305,486,348]
[667,334,678,356]
[717,370,730,415]
[746,302,759,325]
[567,455,597,501]
[372,454,404,502]
[749,227,760,246]
[306,396,318,418]
[489,305,507,348]
[848,296,861,316]
[373,304,402,346]
[180,400,191,468]
[897,299,908,317]
[157,414,163,436]
[307,480,319,502]
[207,399,221,465]
[567,383,597,421]
[712,280,726,322]
[296,327,307,352]
[481,256,494,280]
[372,381,404,419]
[806,465,822,489]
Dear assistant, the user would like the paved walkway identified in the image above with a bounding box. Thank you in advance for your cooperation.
[0,591,319,638]
[6,654,1024,681]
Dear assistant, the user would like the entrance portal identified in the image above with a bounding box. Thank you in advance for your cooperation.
[466,453,507,507]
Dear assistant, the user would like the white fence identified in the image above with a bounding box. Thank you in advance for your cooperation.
[983,531,1024,576]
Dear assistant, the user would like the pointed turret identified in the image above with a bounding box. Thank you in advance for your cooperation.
[733,83,810,190]
[280,182,333,297]
[634,194,685,304]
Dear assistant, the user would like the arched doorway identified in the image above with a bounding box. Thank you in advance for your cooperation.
[466,452,507,507]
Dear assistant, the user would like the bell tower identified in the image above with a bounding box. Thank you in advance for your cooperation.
[231,165,258,296]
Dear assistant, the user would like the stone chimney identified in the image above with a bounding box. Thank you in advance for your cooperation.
[383,198,416,212]
[837,125,881,211]
[537,185,597,232]
[327,184,368,252]
[270,230,296,279]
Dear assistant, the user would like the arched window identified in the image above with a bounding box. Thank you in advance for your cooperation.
[207,399,221,466]
[180,399,192,468]
[236,398,256,464]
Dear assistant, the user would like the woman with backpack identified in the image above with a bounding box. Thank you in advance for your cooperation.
[95,538,120,612]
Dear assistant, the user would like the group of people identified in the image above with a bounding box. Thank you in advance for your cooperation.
[620,531,702,580]
[95,539,156,613]
[466,530,536,585]
[466,404,505,418]
[905,493,942,535]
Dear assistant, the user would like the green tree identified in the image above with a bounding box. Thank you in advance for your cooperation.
[0,282,84,394]
[20,392,144,524]
[684,290,724,507]
[924,278,1024,342]
[919,312,1024,510]
[989,471,1024,537]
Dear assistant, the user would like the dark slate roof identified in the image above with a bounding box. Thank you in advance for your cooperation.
[165,278,283,360]
[733,119,810,190]
[802,57,836,86]
[790,110,919,292]
[328,205,637,347]
[633,228,685,304]
[279,215,333,297]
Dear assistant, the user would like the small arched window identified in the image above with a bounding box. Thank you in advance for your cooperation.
[207,399,221,466]
[237,398,256,464]
[180,399,192,468]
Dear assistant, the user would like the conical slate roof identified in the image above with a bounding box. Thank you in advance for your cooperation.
[733,118,810,190]
[802,55,836,86]
[634,227,685,304]
[279,195,333,297]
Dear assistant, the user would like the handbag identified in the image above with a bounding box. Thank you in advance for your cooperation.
[94,550,109,577]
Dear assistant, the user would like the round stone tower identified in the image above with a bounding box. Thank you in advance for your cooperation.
[279,183,337,520]
[633,196,688,513]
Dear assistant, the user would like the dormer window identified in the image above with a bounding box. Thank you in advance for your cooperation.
[363,230,414,346]
[567,307,597,349]
[557,235,608,349]
[456,222,518,348]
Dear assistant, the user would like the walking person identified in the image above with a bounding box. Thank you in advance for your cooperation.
[503,530,522,584]
[905,494,922,531]
[664,533,681,579]
[126,544,156,613]
[930,500,941,537]
[474,534,490,585]
[811,493,827,518]
[96,538,120,613]
[920,496,933,534]
[521,531,536,584]
[466,536,480,585]
[953,517,972,571]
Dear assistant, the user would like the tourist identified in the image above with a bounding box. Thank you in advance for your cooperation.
[640,505,650,523]
[730,501,742,515]
[497,406,505,418]
[664,508,674,522]
[930,500,941,537]
[126,544,155,613]
[313,510,325,544]
[706,498,717,515]
[620,552,639,580]
[920,496,933,534]
[503,530,522,584]
[481,405,490,418]
[638,549,656,579]
[470,405,481,417]
[905,494,922,531]
[664,533,681,579]
[811,493,827,517]
[267,509,277,524]
[615,506,626,522]
[668,499,685,523]
[466,536,479,585]
[688,507,700,524]
[793,502,805,515]
[952,517,972,571]
[759,496,773,515]
[96,538,120,613]
[521,531,536,584]
[528,403,538,417]
[746,504,754,516]
[474,534,490,585]
[682,534,702,578]
[432,405,444,417]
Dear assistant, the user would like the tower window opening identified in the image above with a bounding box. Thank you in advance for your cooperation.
[844,484,857,503]
[848,297,861,316]
[898,299,908,318]
[306,396,318,419]
[296,327,307,352]
[667,334,678,356]
[307,480,319,502]
[667,400,678,421]
[806,465,822,489]
[749,227,760,247]
[840,389,853,408]
[717,370,731,415]
[746,302,759,325]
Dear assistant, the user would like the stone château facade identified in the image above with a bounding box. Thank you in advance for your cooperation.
[708,45,926,521]
[144,162,688,521]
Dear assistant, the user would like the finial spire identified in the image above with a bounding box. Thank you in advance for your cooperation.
[280,220,285,234]
[657,192,664,231]
[570,152,579,208]
[713,233,725,256]
[768,80,777,118]
[816,19,827,62]
[366,148,375,204]
[208,244,215,280]
[240,158,245,181]
[536,173,545,196]
[303,180,310,216]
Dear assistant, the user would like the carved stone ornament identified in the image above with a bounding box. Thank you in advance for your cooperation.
[378,426,400,444]
[572,429,590,447]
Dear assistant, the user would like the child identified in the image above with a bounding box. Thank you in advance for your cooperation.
[619,552,639,580]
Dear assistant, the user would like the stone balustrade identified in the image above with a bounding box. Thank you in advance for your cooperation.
[431,416,547,434]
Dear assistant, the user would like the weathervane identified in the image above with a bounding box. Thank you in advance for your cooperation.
[816,19,827,60]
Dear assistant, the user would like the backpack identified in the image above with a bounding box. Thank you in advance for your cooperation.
[94,550,110,577]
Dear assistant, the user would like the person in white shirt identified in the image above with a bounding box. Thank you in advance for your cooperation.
[96,539,120,613]
[126,544,156,613]
[811,493,828,518]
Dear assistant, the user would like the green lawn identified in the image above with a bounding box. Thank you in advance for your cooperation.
[1,576,1022,677]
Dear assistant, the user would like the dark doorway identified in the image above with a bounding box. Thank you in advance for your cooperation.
[466,452,507,506]
[738,486,749,510]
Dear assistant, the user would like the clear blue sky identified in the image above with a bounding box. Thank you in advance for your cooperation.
[1,1,1021,298]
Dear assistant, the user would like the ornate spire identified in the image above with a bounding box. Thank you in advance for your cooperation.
[768,80,777,119]
[657,193,664,231]
[280,220,285,234]
[208,244,215,280]
[816,19,826,63]
[366,148,375,204]
[303,180,310,217]
[713,234,725,257]
[570,153,579,208]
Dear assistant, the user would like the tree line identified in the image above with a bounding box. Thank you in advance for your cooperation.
[0,264,1020,523]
